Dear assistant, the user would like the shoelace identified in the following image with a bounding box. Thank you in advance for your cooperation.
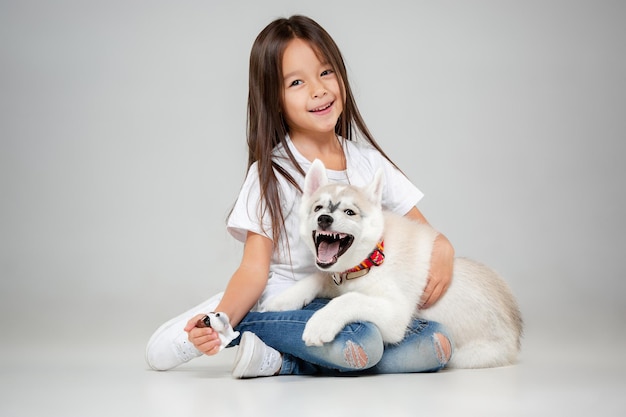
[258,347,278,373]
[174,334,200,362]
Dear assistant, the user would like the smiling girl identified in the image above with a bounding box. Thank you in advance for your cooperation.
[146,15,455,378]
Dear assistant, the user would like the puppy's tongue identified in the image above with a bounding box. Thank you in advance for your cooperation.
[317,241,340,264]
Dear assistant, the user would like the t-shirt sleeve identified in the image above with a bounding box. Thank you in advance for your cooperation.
[379,155,424,215]
[226,163,273,242]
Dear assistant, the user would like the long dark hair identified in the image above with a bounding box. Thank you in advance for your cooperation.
[246,15,396,246]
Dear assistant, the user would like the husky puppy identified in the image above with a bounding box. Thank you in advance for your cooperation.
[263,159,523,368]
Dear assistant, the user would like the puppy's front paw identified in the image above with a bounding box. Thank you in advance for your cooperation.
[302,311,343,346]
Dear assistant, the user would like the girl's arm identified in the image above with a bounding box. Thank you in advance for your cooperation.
[213,231,273,325]
[405,207,455,309]
[185,231,272,355]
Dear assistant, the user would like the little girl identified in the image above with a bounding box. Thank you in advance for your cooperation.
[146,15,455,378]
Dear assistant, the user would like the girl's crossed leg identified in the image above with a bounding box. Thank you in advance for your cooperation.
[233,298,451,375]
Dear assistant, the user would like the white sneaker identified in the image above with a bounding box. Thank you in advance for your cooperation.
[232,332,282,379]
[145,292,223,371]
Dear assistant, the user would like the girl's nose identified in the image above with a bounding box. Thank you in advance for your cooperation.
[311,82,327,98]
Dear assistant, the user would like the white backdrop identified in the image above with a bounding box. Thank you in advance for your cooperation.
[1,0,624,349]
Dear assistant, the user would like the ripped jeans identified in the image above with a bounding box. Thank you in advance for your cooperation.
[231,298,451,375]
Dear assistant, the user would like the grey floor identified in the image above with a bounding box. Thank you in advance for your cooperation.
[2,319,624,417]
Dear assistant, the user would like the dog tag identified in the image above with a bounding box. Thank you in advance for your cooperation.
[332,273,343,286]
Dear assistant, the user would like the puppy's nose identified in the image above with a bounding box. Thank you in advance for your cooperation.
[317,214,333,230]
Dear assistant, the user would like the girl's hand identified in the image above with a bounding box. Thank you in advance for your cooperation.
[181,231,271,357]
[420,233,454,309]
[404,207,455,309]
[184,314,222,356]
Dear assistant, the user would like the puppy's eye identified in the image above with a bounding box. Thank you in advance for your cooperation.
[344,209,356,216]
[314,205,323,212]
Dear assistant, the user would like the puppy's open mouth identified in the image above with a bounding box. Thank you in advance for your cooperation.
[313,231,354,268]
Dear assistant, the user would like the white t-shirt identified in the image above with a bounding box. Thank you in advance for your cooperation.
[226,136,423,306]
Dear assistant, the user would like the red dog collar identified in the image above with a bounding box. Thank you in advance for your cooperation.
[332,240,385,285]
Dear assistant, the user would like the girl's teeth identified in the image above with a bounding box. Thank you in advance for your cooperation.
[312,103,331,112]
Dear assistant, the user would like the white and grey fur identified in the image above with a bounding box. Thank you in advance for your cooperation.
[204,312,240,351]
[263,159,523,368]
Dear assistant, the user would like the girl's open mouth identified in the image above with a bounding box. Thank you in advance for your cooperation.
[309,101,334,114]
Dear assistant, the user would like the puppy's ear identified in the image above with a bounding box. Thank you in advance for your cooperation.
[365,168,384,206]
[303,159,328,196]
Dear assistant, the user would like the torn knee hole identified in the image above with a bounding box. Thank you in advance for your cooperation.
[343,340,368,369]
[434,333,452,364]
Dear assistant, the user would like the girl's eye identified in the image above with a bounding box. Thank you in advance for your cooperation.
[344,209,355,216]
[290,80,303,87]
[321,69,334,77]
[314,205,323,212]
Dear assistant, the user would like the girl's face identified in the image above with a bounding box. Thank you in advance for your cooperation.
[281,38,344,141]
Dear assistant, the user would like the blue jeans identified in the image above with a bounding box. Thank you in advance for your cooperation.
[230,298,451,375]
